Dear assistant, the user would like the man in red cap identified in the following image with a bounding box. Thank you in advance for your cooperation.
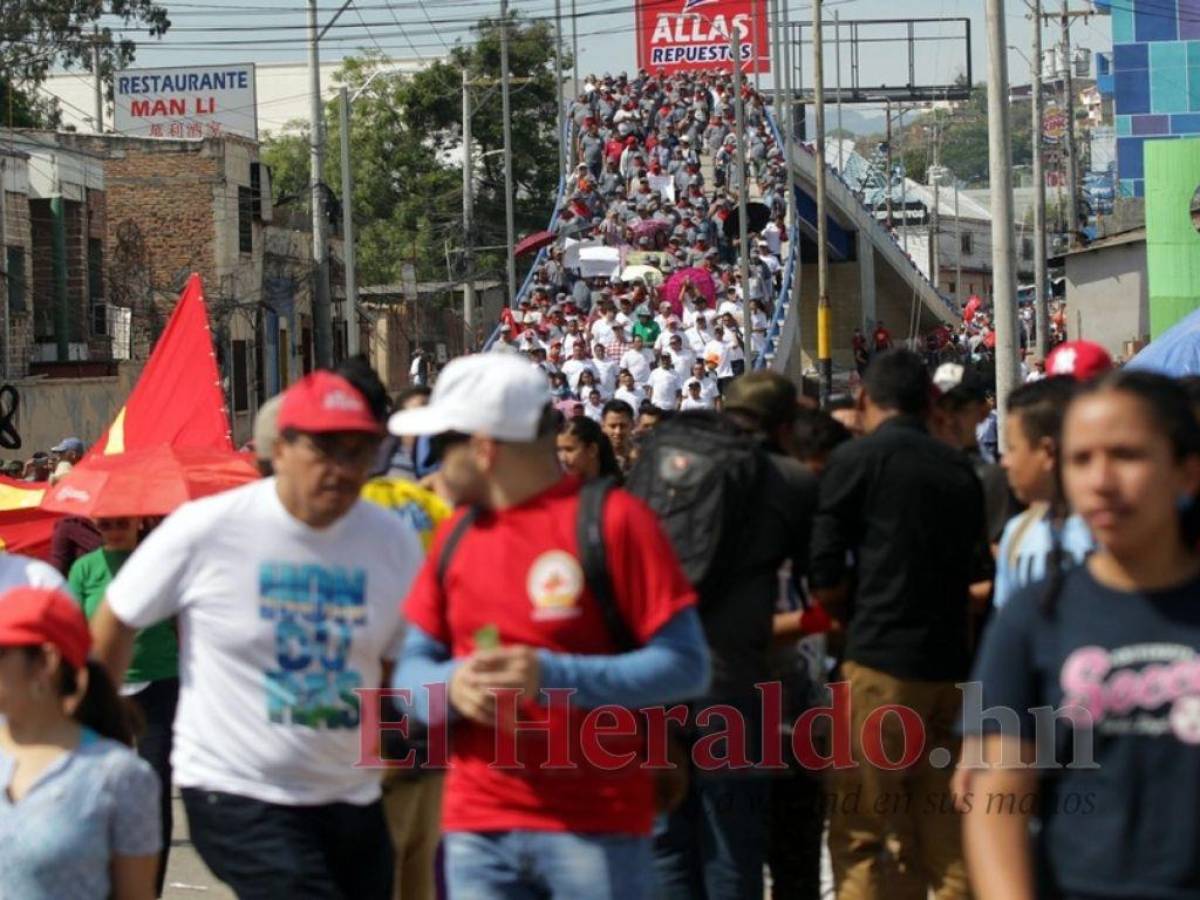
[91,370,425,899]
[1045,339,1114,381]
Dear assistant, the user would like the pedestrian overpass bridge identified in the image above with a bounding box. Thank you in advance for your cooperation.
[762,132,961,385]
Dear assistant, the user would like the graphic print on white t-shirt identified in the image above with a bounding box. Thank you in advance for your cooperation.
[258,561,370,729]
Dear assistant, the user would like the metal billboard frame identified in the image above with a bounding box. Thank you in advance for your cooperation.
[789,17,973,105]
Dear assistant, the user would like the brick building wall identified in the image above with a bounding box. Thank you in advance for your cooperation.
[3,177,33,378]
[101,140,220,324]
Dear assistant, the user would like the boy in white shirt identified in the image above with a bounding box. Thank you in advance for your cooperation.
[681,378,713,410]
[647,356,683,410]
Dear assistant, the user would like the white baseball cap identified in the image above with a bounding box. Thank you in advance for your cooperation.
[387,354,551,442]
[932,362,966,394]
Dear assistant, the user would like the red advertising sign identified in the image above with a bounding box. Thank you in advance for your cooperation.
[635,0,770,75]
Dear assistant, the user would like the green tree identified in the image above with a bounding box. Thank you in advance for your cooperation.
[874,83,1035,187]
[261,12,567,290]
[0,77,60,128]
[0,0,170,102]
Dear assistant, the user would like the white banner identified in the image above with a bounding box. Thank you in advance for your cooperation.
[647,173,676,203]
[579,246,621,279]
[114,64,257,140]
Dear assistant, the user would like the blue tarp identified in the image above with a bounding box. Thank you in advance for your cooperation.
[1126,307,1200,377]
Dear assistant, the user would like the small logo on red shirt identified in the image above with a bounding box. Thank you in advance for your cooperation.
[527,551,584,621]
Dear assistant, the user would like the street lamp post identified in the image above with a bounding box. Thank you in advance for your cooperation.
[500,0,517,308]
[729,26,753,367]
[307,0,333,368]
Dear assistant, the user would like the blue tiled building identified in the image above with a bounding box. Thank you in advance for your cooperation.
[1096,0,1200,196]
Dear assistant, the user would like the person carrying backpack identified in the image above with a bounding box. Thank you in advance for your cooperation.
[630,372,817,900]
[389,354,710,900]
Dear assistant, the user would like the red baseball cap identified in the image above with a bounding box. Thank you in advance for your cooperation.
[1046,340,1114,381]
[0,587,91,669]
[276,371,383,434]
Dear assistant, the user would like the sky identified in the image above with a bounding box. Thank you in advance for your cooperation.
[97,0,1114,103]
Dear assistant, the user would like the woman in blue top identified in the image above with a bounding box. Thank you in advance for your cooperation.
[963,372,1200,898]
[0,585,160,900]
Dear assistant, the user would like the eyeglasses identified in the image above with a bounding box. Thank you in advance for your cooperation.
[293,433,380,467]
[95,518,133,531]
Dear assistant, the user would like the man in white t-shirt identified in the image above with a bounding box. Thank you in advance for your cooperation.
[561,319,586,358]
[590,305,618,346]
[591,343,619,395]
[647,355,683,410]
[91,371,423,899]
[665,332,696,376]
[680,378,713,410]
[654,316,684,355]
[705,324,735,391]
[716,289,742,323]
[762,217,784,257]
[562,343,599,394]
[687,315,713,354]
[620,337,653,386]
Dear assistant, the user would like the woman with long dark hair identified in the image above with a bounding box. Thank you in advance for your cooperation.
[963,371,1200,899]
[70,516,177,896]
[557,415,622,483]
[0,586,160,899]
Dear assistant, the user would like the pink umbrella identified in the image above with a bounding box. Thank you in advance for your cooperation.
[630,219,671,240]
[662,267,717,317]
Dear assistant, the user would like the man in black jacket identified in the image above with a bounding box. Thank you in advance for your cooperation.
[653,372,818,900]
[811,350,989,900]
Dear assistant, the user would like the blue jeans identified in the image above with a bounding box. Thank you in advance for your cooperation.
[444,830,653,900]
[652,694,769,900]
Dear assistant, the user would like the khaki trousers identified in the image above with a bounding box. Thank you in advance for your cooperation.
[827,661,970,900]
[381,771,444,900]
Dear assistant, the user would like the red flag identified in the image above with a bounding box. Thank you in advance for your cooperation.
[0,274,233,558]
[91,273,232,456]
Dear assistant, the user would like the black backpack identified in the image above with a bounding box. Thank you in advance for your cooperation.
[624,411,765,601]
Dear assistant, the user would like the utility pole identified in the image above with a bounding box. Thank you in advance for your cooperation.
[92,27,103,133]
[554,0,565,188]
[930,119,940,291]
[885,100,894,230]
[1059,0,1081,248]
[782,0,797,232]
[308,0,333,368]
[338,86,359,357]
[1,156,9,378]
[500,0,517,307]
[986,0,1020,437]
[1032,0,1050,358]
[813,0,831,406]
[835,10,844,172]
[462,68,476,351]
[899,107,908,253]
[731,25,753,372]
[954,182,963,304]
[571,0,579,95]
[770,0,783,144]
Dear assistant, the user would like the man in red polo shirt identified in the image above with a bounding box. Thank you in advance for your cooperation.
[390,354,710,899]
